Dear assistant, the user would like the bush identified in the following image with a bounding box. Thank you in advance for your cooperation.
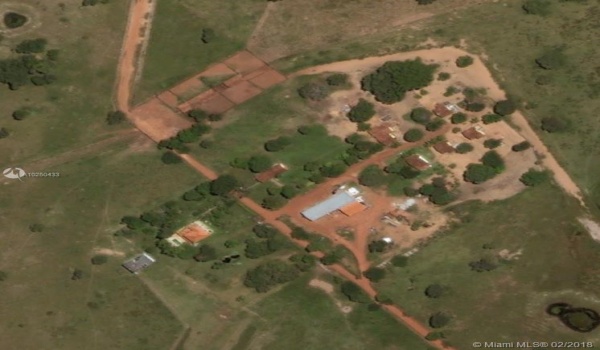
[29,223,45,232]
[520,169,549,186]
[265,136,292,152]
[455,55,474,68]
[348,99,376,122]
[298,124,326,136]
[357,122,370,131]
[3,12,28,29]
[253,224,278,239]
[298,83,329,101]
[425,332,445,341]
[280,185,300,199]
[341,281,371,303]
[368,240,391,253]
[410,107,432,125]
[91,255,108,265]
[161,151,182,164]
[404,186,418,197]
[210,175,239,196]
[522,0,552,16]
[481,151,505,172]
[426,119,446,132]
[469,258,497,272]
[188,109,208,122]
[15,38,47,54]
[326,73,348,86]
[465,102,485,112]
[403,128,424,142]
[512,141,531,152]
[541,117,568,133]
[12,108,31,121]
[493,100,517,116]
[464,164,497,184]
[391,255,408,267]
[47,49,60,62]
[248,155,273,173]
[106,110,126,125]
[482,113,503,124]
[416,0,437,4]
[483,138,502,149]
[0,127,9,139]
[199,140,213,149]
[450,112,467,124]
[358,165,387,187]
[319,162,347,178]
[262,195,287,210]
[244,261,300,293]
[455,143,474,154]
[429,312,451,328]
[201,28,215,43]
[536,47,567,70]
[437,72,451,81]
[425,284,446,298]
[363,267,386,282]
[361,59,437,104]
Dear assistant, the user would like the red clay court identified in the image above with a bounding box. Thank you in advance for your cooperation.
[130,99,193,142]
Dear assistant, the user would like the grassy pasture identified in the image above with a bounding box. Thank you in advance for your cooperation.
[0,0,130,166]
[134,0,266,103]
[0,141,203,349]
[376,183,600,348]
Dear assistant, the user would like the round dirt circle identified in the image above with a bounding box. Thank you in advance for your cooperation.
[0,3,41,37]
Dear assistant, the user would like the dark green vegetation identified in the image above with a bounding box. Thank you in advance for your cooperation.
[455,55,473,68]
[0,39,57,90]
[404,128,425,142]
[348,98,376,122]
[377,184,600,348]
[520,168,550,187]
[361,59,437,103]
[546,303,600,333]
[135,0,266,102]
[3,12,28,29]
[464,151,505,184]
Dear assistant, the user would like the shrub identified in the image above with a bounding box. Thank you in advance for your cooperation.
[348,99,376,122]
[209,175,239,196]
[520,169,549,186]
[358,165,387,187]
[482,113,503,124]
[425,332,445,341]
[512,141,531,152]
[0,127,9,139]
[361,59,437,104]
[493,100,516,116]
[483,138,502,149]
[199,140,213,149]
[481,151,505,172]
[29,223,45,232]
[416,0,437,4]
[522,0,552,16]
[3,12,28,29]
[15,38,47,54]
[464,164,497,184]
[456,55,474,68]
[425,284,446,298]
[437,72,451,81]
[341,281,371,303]
[403,128,424,142]
[469,258,497,272]
[188,109,208,122]
[541,117,568,133]
[363,267,386,282]
[429,312,451,328]
[404,187,418,197]
[47,49,60,62]
[465,102,485,112]
[247,155,273,173]
[357,122,370,131]
[298,124,326,136]
[391,255,408,267]
[375,294,394,305]
[450,112,467,124]
[12,108,31,121]
[535,47,567,70]
[455,143,474,154]
[410,107,433,124]
[264,136,292,152]
[298,83,329,101]
[326,73,348,86]
[106,110,126,125]
[426,119,446,132]
[91,255,108,265]
[161,151,182,164]
[280,185,300,199]
[201,28,215,43]
[368,240,391,253]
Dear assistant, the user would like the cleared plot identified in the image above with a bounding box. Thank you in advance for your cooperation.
[0,143,202,349]
[180,90,235,115]
[223,50,267,74]
[376,184,600,348]
[135,0,266,102]
[131,99,193,142]
[220,80,263,105]
[248,68,287,89]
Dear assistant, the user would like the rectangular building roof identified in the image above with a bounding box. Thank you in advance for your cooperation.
[340,201,368,217]
[301,191,356,221]
[122,252,156,274]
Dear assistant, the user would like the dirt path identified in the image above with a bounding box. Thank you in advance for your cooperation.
[291,47,586,207]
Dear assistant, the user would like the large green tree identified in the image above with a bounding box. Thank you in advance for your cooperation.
[209,175,239,195]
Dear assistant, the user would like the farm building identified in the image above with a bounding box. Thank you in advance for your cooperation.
[433,102,460,117]
[302,186,364,221]
[369,124,399,146]
[404,154,432,171]
[167,220,214,246]
[122,252,156,274]
[462,125,486,140]
[255,163,288,183]
[433,141,455,154]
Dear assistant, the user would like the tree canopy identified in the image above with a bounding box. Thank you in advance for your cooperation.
[363,267,386,282]
[464,163,497,184]
[493,100,517,115]
[536,47,567,70]
[455,55,474,68]
[348,98,376,122]
[410,107,433,125]
[298,83,329,101]
[520,169,549,186]
[15,38,47,54]
[358,165,387,187]
[161,151,182,164]
[403,128,425,142]
[340,281,371,303]
[209,175,239,195]
[248,155,273,173]
[244,261,300,292]
[361,59,437,104]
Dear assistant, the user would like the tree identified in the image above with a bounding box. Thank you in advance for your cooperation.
[281,185,300,199]
[12,108,31,121]
[298,124,326,136]
[469,258,497,272]
[403,128,424,142]
[523,0,552,16]
[455,143,474,154]
[368,239,391,253]
[363,267,386,282]
[361,59,437,104]
[210,175,239,195]
[298,83,329,101]
[536,47,567,70]
[264,136,291,152]
[464,163,497,184]
[106,110,126,125]
[465,102,485,112]
[161,151,182,164]
[91,255,108,265]
[15,38,47,54]
[290,253,316,272]
[29,223,45,232]
[450,112,467,124]
[248,155,273,173]
[541,117,568,132]
[437,72,450,81]
[429,312,451,328]
[341,281,371,303]
[319,162,347,178]
[291,227,311,240]
[425,284,446,298]
[194,244,217,262]
[262,195,287,210]
[3,12,28,29]
[494,100,516,116]
[201,28,215,43]
[320,253,341,265]
[326,73,348,86]
[0,127,9,139]
[512,141,531,152]
[71,269,85,280]
[410,107,433,125]
[358,165,387,187]
[483,138,502,149]
[244,261,300,292]
[426,119,446,132]
[482,113,503,124]
[456,56,474,68]
[253,224,278,239]
[348,99,376,122]
[520,169,549,186]
[481,151,505,172]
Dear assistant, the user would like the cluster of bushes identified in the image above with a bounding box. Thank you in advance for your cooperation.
[0,38,59,90]
[418,177,456,205]
[290,226,347,265]
[463,151,505,184]
[261,183,302,210]
[520,168,549,186]
[385,156,422,180]
[361,59,437,104]
[158,123,212,156]
[264,136,292,152]
[243,224,291,259]
[455,55,474,68]
[407,109,446,132]
[297,73,350,101]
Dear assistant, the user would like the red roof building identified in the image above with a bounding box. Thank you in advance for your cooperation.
[462,125,486,140]
[404,154,432,171]
[433,141,455,154]
[369,124,398,146]
[433,102,460,117]
[255,163,288,183]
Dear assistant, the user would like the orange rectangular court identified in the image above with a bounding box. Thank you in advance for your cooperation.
[130,99,193,142]
[223,50,267,74]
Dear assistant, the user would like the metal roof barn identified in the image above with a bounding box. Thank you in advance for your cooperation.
[301,191,356,221]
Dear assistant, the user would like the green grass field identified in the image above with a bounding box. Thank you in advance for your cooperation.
[134,0,266,103]
[375,183,600,348]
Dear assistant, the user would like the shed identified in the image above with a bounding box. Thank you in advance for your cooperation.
[404,154,432,171]
[122,253,156,274]
[462,125,486,140]
[255,163,288,183]
[433,141,455,154]
[302,191,356,221]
